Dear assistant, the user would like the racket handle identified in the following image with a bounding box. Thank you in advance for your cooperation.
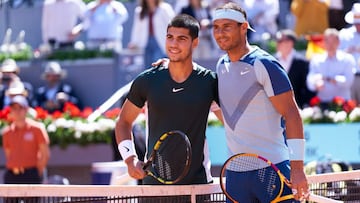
[309,193,344,203]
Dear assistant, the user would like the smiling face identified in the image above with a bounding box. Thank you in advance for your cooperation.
[212,19,245,53]
[165,27,198,63]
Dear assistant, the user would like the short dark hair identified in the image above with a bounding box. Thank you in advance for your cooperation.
[167,14,200,40]
[276,29,297,43]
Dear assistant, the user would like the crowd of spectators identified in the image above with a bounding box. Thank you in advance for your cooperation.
[2,0,360,110]
[0,60,82,113]
[1,0,360,112]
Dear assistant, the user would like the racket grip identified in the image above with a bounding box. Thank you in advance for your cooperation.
[142,161,151,170]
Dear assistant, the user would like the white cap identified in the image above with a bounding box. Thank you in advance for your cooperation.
[345,3,360,24]
[1,58,19,73]
[42,61,67,79]
[212,8,256,32]
[10,95,29,108]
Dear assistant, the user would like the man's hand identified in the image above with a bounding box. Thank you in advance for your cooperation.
[151,58,169,67]
[290,161,310,201]
[125,156,146,180]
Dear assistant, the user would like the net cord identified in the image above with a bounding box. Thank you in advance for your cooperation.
[0,170,358,203]
[307,170,360,184]
[0,183,222,197]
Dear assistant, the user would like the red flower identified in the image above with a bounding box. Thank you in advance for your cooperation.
[0,106,11,122]
[51,111,63,119]
[104,107,121,119]
[81,107,93,118]
[34,107,48,120]
[63,102,81,118]
[343,99,357,113]
[309,96,321,107]
[332,96,345,107]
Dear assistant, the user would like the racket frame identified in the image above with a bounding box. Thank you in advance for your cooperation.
[219,153,294,203]
[143,130,192,184]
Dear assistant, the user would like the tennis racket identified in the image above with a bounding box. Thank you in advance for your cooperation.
[143,130,192,184]
[220,153,294,203]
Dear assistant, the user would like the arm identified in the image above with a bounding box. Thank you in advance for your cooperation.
[37,124,50,176]
[306,60,324,92]
[41,4,49,43]
[71,3,93,39]
[213,109,224,125]
[115,99,146,179]
[210,101,224,125]
[37,143,50,176]
[111,1,128,25]
[128,7,142,49]
[70,23,84,39]
[4,148,10,161]
[269,90,309,200]
[333,56,356,88]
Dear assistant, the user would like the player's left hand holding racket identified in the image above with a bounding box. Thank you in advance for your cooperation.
[142,130,192,184]
[220,153,299,203]
[118,130,191,184]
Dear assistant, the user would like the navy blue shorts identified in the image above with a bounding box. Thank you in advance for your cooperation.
[225,160,299,203]
[4,167,41,184]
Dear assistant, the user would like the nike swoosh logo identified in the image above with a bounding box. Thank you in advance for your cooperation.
[124,146,130,152]
[240,70,250,75]
[172,88,184,93]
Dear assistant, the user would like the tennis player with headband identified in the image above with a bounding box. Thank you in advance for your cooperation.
[212,2,309,202]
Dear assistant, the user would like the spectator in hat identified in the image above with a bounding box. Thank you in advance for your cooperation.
[2,95,50,193]
[275,29,316,109]
[339,3,360,106]
[0,59,34,109]
[34,61,81,113]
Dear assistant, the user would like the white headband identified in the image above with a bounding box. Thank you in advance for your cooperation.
[212,9,256,32]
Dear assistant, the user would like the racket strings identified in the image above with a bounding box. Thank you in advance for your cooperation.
[155,152,172,180]
[227,155,269,172]
[154,132,190,181]
[261,169,278,197]
[222,154,283,201]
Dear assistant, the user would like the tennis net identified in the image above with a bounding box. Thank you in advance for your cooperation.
[307,170,360,202]
[0,170,358,203]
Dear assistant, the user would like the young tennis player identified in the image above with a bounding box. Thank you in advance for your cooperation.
[115,14,222,185]
[212,2,309,202]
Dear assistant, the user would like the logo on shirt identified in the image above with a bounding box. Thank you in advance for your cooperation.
[240,70,250,75]
[24,132,34,141]
[172,88,184,93]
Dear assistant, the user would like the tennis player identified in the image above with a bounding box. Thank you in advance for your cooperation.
[212,2,309,202]
[115,14,222,185]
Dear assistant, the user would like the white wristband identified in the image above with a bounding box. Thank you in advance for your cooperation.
[287,139,305,161]
[118,140,137,161]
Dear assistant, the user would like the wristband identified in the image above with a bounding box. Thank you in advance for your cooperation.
[287,139,305,161]
[118,140,137,161]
